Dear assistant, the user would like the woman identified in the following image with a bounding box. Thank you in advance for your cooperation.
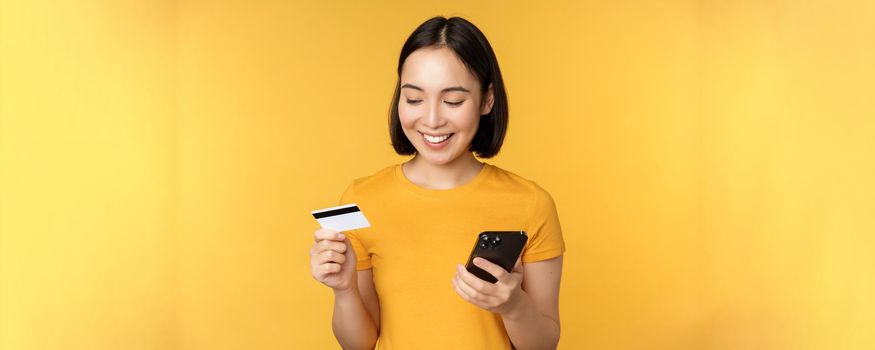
[310,16,565,349]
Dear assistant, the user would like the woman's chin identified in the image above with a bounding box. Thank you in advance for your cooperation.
[415,149,458,166]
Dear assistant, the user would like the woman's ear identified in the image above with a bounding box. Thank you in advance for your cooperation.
[480,83,495,116]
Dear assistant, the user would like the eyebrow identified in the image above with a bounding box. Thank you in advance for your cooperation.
[400,83,470,93]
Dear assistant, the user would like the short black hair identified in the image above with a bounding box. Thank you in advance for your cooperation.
[389,16,508,158]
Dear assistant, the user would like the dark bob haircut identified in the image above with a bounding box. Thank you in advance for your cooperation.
[389,16,508,158]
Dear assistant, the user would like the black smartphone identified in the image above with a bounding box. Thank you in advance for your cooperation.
[465,231,528,283]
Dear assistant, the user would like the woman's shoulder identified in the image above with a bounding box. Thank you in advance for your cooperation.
[488,163,542,190]
[487,163,555,199]
[488,164,560,224]
[342,163,400,196]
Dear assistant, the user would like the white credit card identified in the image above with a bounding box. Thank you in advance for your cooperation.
[311,203,371,232]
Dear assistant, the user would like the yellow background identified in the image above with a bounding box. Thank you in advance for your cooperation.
[1,0,873,349]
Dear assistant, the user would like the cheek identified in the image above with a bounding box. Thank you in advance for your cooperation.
[451,105,481,131]
[397,103,417,127]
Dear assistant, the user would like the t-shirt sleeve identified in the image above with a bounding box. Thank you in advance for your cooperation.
[521,183,566,263]
[339,182,373,270]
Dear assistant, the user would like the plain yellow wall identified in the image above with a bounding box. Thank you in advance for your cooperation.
[1,1,178,349]
[1,0,873,349]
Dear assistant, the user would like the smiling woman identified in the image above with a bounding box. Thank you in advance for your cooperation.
[389,17,508,163]
[308,16,565,350]
[396,45,492,159]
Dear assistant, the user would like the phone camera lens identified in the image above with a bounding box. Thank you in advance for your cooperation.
[480,242,488,249]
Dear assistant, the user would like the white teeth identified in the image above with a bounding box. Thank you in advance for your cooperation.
[423,133,452,143]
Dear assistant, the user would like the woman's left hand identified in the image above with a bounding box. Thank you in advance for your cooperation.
[452,257,526,316]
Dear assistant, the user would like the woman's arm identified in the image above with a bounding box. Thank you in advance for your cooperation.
[501,256,562,349]
[332,269,381,350]
[453,255,563,350]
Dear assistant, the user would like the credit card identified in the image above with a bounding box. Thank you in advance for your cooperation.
[311,203,371,232]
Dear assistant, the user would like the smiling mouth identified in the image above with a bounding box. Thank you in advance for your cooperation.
[420,132,454,144]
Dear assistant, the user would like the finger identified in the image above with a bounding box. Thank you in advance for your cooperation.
[317,250,346,265]
[452,278,471,302]
[316,262,341,277]
[472,257,509,282]
[452,276,481,304]
[311,240,345,257]
[458,264,493,293]
[313,263,340,281]
[455,273,486,302]
[314,228,346,242]
[316,239,347,254]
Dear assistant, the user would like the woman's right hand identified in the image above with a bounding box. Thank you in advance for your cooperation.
[310,228,357,293]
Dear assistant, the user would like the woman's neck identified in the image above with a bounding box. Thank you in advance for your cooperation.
[403,153,484,190]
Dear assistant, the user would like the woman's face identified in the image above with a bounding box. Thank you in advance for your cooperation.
[398,46,493,166]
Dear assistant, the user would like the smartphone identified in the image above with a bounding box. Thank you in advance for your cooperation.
[465,231,528,283]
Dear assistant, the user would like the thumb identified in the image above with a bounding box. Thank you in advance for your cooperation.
[511,256,523,273]
[342,237,357,269]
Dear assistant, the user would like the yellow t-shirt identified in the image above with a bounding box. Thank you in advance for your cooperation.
[338,162,565,349]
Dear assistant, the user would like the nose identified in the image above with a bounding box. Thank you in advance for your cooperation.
[422,100,447,130]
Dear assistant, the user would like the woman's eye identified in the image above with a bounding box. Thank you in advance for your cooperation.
[405,99,423,105]
[444,100,464,106]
